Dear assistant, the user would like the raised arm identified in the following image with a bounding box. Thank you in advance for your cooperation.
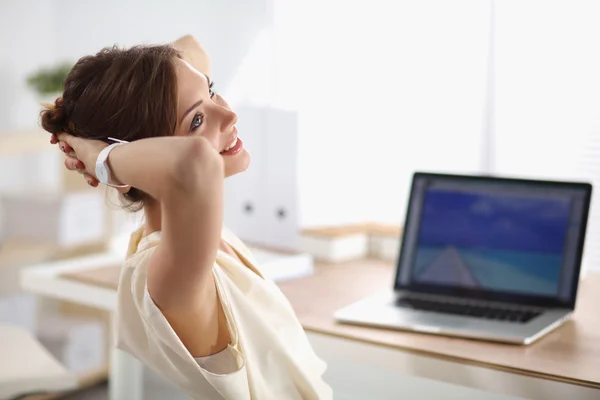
[52,34,211,186]
[58,133,229,356]
[173,34,211,77]
[54,36,231,357]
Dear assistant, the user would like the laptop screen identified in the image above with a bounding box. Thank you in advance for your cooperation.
[395,173,592,307]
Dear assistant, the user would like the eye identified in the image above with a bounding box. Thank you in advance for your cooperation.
[190,113,204,131]
[209,81,216,99]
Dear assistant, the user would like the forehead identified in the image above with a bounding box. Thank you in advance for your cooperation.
[175,58,209,105]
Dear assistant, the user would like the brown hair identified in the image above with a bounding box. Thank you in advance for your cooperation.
[40,45,181,211]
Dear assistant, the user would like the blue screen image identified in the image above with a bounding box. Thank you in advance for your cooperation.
[413,188,571,297]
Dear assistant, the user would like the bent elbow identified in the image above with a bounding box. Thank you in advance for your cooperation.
[168,137,223,194]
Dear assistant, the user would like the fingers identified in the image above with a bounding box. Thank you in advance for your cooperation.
[56,132,81,150]
[56,132,71,142]
[64,156,85,171]
[54,134,98,188]
[75,169,99,187]
[64,156,77,171]
[83,172,99,188]
[58,140,75,157]
[51,133,75,156]
[62,152,99,187]
[76,170,99,187]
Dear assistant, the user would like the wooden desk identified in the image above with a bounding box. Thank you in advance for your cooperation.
[62,258,600,391]
[279,261,600,389]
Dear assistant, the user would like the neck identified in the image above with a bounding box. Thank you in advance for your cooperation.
[143,198,163,235]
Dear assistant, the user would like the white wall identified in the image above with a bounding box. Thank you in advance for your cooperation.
[0,0,491,231]
[493,0,600,272]
[0,0,62,194]
[493,0,600,180]
[0,0,58,130]
[273,0,491,227]
[3,0,600,270]
[0,0,273,236]
[53,0,269,88]
[0,0,271,132]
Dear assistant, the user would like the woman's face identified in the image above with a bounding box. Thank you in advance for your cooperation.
[174,58,250,177]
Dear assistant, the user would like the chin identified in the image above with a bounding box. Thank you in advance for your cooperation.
[224,149,251,178]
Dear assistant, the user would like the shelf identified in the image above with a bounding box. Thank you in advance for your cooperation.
[0,129,50,157]
[0,239,109,269]
[302,222,402,238]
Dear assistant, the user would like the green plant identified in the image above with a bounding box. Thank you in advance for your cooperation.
[26,62,72,96]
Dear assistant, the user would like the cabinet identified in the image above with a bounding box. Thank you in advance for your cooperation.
[224,105,300,251]
[0,129,111,265]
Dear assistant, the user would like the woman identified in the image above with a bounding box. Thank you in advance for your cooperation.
[42,35,333,400]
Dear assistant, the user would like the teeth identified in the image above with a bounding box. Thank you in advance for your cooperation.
[224,137,237,152]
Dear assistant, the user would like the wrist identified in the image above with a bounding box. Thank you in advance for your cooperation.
[96,142,128,188]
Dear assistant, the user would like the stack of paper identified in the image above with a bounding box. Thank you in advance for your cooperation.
[247,246,314,282]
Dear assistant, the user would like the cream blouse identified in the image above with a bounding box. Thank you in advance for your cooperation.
[114,226,333,400]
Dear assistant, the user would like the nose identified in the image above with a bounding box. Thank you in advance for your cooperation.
[218,105,237,134]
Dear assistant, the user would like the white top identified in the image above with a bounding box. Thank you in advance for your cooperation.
[114,226,333,400]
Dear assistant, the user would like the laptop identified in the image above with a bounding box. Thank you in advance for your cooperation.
[335,172,592,344]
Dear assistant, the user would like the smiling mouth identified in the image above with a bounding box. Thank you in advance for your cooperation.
[220,136,238,153]
[219,126,243,156]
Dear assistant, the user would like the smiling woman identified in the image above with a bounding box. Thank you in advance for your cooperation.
[38,36,333,400]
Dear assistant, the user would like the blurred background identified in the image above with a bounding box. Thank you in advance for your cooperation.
[1,0,600,398]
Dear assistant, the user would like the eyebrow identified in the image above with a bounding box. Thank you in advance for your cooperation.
[180,99,203,125]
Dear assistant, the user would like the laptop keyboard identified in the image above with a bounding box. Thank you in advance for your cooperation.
[395,296,541,323]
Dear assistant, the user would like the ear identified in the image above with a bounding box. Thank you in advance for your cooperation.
[172,34,211,77]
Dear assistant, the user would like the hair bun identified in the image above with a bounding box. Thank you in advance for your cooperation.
[40,97,68,134]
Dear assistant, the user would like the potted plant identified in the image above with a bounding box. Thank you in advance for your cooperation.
[26,62,72,100]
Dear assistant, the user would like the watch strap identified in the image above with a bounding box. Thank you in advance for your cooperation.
[96,143,129,188]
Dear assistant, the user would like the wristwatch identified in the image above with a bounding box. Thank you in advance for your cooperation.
[95,142,129,188]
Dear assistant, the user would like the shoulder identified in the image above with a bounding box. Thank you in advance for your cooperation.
[221,227,252,256]
[125,225,161,260]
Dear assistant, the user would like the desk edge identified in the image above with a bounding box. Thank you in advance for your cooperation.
[304,327,600,389]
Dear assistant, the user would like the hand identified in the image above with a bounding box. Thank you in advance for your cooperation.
[51,133,130,193]
[172,34,211,77]
[51,133,99,187]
